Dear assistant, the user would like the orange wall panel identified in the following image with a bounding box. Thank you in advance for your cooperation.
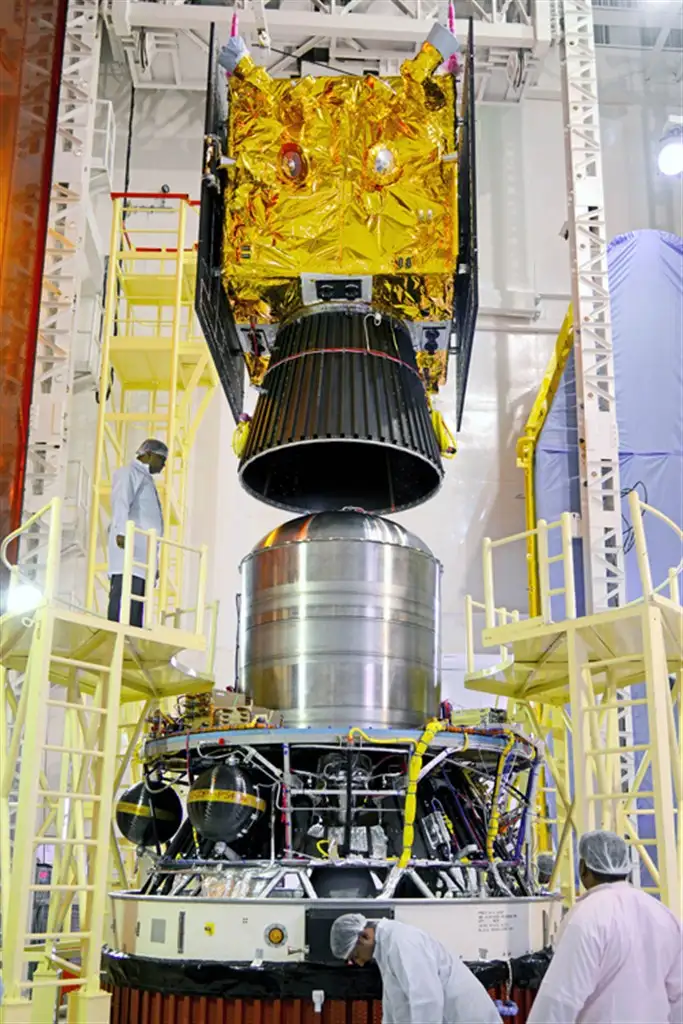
[0,0,67,559]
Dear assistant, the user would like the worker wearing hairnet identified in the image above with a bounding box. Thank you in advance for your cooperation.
[107,439,167,627]
[528,830,682,1024]
[330,914,501,1023]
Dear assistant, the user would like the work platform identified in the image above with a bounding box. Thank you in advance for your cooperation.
[466,596,682,705]
[464,493,682,914]
[0,608,212,703]
[0,499,216,1023]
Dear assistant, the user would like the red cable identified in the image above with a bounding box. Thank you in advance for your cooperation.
[265,346,422,382]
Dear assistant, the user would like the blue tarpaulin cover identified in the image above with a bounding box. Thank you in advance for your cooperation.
[536,229,683,608]
[534,229,683,883]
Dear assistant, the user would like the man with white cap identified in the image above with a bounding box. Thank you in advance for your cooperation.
[330,914,501,1023]
[528,829,682,1023]
[107,439,168,627]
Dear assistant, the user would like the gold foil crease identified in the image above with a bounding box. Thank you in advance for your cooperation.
[416,349,449,393]
[223,58,458,326]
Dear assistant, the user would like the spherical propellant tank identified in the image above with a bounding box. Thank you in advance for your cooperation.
[115,781,183,846]
[187,763,266,842]
[239,511,442,728]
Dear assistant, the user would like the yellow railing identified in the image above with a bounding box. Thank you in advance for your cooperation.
[479,511,578,633]
[629,491,683,605]
[1,499,212,647]
[119,518,208,636]
[0,498,63,610]
[464,595,519,675]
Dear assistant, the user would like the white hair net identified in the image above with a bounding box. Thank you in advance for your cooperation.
[330,913,368,960]
[136,438,168,459]
[579,830,630,876]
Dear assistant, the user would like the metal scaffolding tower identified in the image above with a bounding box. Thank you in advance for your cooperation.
[464,496,682,911]
[84,193,219,619]
[0,501,214,1024]
[560,0,625,614]
[21,0,102,570]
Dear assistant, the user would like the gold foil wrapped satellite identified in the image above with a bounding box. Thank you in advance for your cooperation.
[223,45,459,332]
[195,21,478,511]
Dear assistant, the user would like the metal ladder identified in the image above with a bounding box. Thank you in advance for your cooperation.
[571,637,680,909]
[1,615,125,1023]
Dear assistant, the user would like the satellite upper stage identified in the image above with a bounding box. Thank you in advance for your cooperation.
[196,20,478,513]
[223,34,459,329]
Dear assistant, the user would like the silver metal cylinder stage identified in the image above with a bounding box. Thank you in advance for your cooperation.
[239,512,442,728]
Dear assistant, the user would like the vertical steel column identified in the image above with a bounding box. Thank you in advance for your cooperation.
[640,605,680,913]
[21,0,101,565]
[559,0,637,880]
[559,0,625,613]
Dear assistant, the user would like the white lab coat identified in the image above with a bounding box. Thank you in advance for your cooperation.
[108,459,164,578]
[528,882,683,1024]
[373,919,501,1024]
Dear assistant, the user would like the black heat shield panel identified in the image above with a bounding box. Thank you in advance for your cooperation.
[195,25,244,422]
[453,19,479,432]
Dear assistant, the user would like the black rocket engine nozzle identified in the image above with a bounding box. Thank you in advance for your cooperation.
[239,307,444,515]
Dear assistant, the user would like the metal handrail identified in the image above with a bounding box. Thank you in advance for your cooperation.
[467,496,681,677]
[119,518,208,636]
[629,492,683,604]
[0,499,62,606]
[482,510,577,629]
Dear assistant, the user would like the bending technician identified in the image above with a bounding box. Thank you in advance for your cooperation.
[108,438,167,627]
[330,914,501,1024]
[528,830,682,1024]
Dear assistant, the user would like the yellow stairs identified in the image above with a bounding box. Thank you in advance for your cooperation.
[85,192,218,619]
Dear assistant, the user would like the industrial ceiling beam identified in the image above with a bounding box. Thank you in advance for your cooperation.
[114,1,537,49]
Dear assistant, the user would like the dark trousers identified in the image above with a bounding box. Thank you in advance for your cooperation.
[108,574,146,627]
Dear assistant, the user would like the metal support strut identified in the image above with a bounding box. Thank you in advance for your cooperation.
[21,0,102,572]
[559,0,625,614]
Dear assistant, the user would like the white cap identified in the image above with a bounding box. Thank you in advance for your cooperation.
[329,913,367,960]
[579,830,630,876]
[136,438,169,459]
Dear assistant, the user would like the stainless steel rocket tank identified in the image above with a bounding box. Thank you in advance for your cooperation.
[238,511,442,728]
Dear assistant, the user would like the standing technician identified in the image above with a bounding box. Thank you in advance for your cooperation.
[107,439,168,627]
[330,914,501,1023]
[528,830,682,1024]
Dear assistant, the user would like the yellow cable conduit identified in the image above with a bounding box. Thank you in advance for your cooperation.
[486,731,517,862]
[348,722,521,869]
[428,398,457,460]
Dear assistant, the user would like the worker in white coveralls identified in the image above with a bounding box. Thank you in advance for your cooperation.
[528,830,682,1024]
[330,914,501,1024]
[107,439,167,627]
